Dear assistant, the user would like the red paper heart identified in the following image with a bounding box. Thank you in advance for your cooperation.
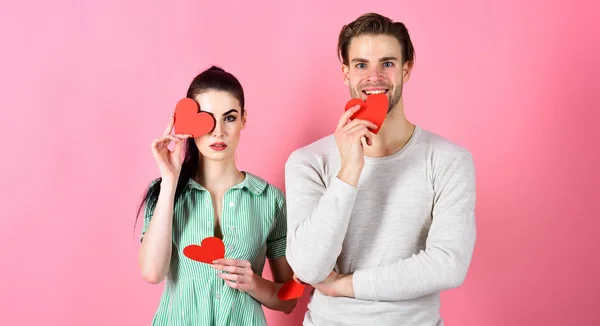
[344,93,389,134]
[173,98,215,137]
[183,237,225,264]
[277,279,305,300]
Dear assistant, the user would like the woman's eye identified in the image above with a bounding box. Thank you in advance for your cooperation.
[225,116,236,122]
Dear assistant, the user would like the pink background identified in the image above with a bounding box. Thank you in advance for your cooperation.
[1,0,599,325]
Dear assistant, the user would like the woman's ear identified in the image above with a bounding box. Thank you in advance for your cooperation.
[241,109,247,129]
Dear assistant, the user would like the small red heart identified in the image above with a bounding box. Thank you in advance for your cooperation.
[277,279,305,300]
[183,237,225,264]
[173,98,215,137]
[344,93,389,134]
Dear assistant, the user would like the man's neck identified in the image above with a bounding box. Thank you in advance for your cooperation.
[196,158,245,193]
[363,102,415,158]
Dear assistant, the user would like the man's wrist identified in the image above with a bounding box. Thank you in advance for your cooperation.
[334,273,355,298]
[337,165,362,187]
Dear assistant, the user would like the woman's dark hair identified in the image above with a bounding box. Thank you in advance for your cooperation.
[134,65,245,232]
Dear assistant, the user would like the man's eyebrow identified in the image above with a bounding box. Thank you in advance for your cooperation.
[351,56,400,63]
[379,56,399,62]
[351,57,369,63]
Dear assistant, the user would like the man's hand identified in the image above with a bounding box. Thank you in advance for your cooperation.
[312,270,355,298]
[335,105,378,187]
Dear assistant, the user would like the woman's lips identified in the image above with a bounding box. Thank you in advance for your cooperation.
[210,142,227,151]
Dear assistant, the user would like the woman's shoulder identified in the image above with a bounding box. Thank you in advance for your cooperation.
[243,172,285,201]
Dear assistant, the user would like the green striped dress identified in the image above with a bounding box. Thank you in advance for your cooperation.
[140,172,287,326]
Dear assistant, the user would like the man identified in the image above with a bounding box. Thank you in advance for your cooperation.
[284,12,477,325]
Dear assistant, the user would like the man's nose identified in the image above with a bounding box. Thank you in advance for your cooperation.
[365,65,384,82]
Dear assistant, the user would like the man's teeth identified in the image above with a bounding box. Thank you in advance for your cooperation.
[365,90,386,95]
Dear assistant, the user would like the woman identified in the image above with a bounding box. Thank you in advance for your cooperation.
[136,66,297,325]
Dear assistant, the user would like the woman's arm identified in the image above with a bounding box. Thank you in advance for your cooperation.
[138,179,177,284]
[213,256,298,314]
[250,256,298,313]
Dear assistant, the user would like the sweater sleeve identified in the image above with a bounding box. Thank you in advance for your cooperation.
[284,150,359,284]
[352,150,477,301]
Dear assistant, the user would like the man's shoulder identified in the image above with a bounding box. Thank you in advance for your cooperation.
[417,126,473,159]
[286,133,338,166]
[416,126,475,179]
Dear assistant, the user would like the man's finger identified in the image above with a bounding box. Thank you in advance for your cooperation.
[293,274,307,285]
[343,118,378,132]
[336,105,361,130]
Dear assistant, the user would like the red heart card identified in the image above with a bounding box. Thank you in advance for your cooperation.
[344,93,389,134]
[173,98,215,137]
[183,237,225,264]
[277,279,305,300]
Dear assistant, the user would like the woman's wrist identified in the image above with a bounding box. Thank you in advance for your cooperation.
[247,273,270,297]
[160,176,178,189]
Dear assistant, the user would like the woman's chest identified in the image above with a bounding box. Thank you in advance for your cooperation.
[171,192,277,261]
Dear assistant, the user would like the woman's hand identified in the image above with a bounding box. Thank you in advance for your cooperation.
[212,259,257,293]
[151,115,191,181]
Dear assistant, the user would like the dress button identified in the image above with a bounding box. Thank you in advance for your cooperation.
[229,201,234,207]
[216,292,221,300]
[227,244,234,251]
[229,226,235,231]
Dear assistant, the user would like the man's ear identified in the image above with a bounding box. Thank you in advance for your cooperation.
[402,60,414,84]
[342,65,350,86]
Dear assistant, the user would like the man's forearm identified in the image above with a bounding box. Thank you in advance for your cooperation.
[348,149,477,301]
[286,177,357,284]
[284,155,359,285]
[351,222,476,301]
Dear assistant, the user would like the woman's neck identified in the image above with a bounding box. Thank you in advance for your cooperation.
[196,158,244,193]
